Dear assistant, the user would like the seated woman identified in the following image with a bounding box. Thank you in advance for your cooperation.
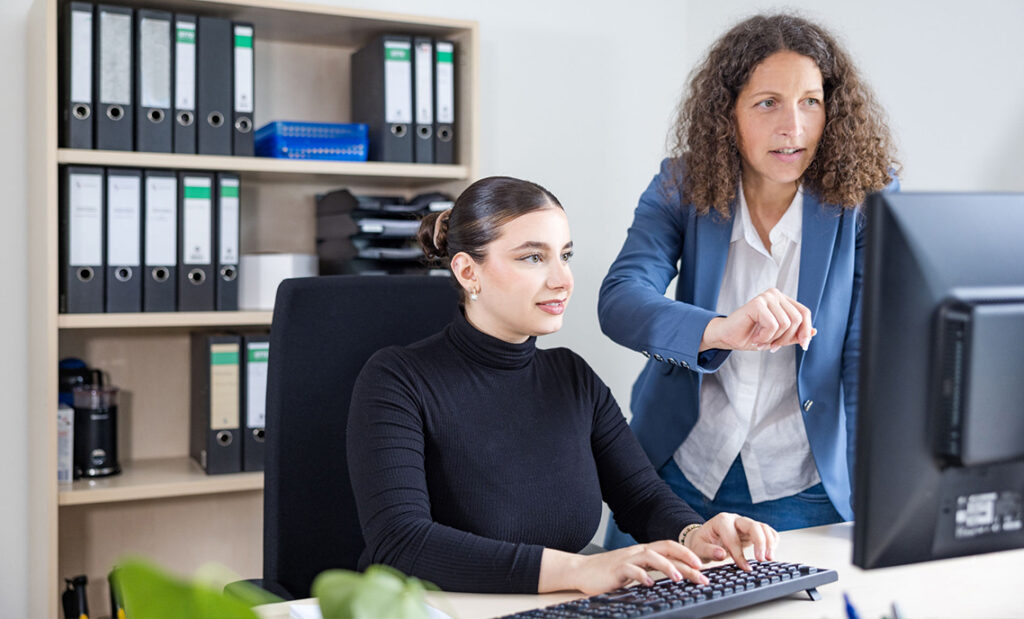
[347,176,778,595]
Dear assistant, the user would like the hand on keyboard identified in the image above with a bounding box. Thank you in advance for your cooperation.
[681,513,780,571]
[564,540,707,595]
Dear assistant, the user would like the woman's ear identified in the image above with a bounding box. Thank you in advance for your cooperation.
[449,252,478,294]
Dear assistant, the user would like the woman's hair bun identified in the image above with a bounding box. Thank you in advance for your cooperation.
[418,210,450,260]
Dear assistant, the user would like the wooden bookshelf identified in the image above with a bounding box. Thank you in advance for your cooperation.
[59,457,264,506]
[57,148,470,185]
[27,0,478,615]
[58,311,273,329]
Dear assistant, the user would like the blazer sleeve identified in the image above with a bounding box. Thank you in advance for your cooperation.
[598,158,729,373]
[347,349,545,594]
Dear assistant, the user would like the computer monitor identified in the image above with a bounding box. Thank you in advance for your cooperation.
[853,192,1024,569]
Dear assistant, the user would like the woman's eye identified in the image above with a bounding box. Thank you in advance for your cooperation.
[521,254,542,264]
[805,97,821,106]
[562,251,574,263]
[757,99,775,109]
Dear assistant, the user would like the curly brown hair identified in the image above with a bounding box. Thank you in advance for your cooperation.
[671,13,899,216]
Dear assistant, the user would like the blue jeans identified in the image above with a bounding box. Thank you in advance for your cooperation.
[604,456,843,549]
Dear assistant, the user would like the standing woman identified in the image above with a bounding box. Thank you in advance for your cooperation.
[600,13,899,547]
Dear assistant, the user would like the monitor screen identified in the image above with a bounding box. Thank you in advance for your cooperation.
[854,192,1024,569]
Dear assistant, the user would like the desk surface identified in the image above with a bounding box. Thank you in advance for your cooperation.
[256,522,1024,619]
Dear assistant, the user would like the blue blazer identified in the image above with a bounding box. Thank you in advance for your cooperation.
[599,159,896,521]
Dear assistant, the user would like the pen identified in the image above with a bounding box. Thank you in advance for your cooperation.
[891,601,904,619]
[843,592,860,619]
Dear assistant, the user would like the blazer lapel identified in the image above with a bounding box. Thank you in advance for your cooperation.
[798,192,840,328]
[693,209,733,309]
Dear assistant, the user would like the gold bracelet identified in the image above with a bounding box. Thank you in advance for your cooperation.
[678,523,702,546]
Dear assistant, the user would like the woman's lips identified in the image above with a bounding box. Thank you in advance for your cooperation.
[770,147,805,163]
[537,300,566,315]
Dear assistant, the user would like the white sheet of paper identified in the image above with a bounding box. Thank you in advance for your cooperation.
[288,601,452,619]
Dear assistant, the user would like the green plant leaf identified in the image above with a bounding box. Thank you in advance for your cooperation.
[113,558,260,619]
[313,565,433,619]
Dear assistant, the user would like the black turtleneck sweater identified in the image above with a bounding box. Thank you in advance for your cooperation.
[347,311,702,593]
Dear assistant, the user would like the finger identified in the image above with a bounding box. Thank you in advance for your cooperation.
[667,558,709,585]
[737,517,767,562]
[711,518,751,571]
[646,540,703,571]
[794,300,814,349]
[637,548,686,583]
[762,524,779,560]
[621,563,654,587]
[764,295,801,351]
[770,297,804,351]
[762,297,792,347]
[753,299,780,348]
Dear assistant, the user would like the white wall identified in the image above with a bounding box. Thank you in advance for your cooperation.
[1,0,31,615]
[3,0,1024,614]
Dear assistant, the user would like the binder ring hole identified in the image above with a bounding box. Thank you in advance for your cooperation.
[152,267,169,282]
[106,105,124,121]
[177,111,194,127]
[115,267,132,282]
[418,126,432,139]
[253,428,266,443]
[438,127,453,142]
[216,430,233,447]
[73,104,90,120]
[235,117,252,133]
[188,268,206,285]
[208,112,224,128]
[220,266,237,281]
[391,124,407,138]
[148,109,165,123]
[76,267,94,283]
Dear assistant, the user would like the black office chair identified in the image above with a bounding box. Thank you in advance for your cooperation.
[260,274,458,599]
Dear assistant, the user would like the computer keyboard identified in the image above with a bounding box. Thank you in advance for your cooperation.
[498,560,837,619]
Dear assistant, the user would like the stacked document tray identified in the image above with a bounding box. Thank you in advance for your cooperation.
[254,121,368,161]
[315,189,452,275]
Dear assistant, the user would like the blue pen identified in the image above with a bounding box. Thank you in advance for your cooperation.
[843,592,860,619]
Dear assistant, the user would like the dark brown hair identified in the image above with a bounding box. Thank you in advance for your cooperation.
[418,176,563,301]
[671,13,900,216]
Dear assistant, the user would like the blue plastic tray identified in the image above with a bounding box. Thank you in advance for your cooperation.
[255,121,368,161]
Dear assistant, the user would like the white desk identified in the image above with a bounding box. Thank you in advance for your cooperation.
[256,523,1024,619]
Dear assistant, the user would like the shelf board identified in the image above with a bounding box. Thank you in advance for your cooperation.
[58,311,273,330]
[57,149,469,185]
[58,456,263,506]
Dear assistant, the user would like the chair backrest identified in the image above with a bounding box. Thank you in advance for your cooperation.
[262,274,458,598]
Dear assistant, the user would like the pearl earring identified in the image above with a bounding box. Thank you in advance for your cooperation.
[470,288,479,301]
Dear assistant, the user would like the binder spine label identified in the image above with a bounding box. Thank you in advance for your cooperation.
[218,178,239,264]
[70,9,92,104]
[107,174,141,266]
[140,17,171,109]
[384,40,412,123]
[209,344,240,429]
[175,22,196,110]
[233,26,254,113]
[99,11,132,105]
[414,41,433,124]
[245,342,269,428]
[145,176,177,266]
[183,177,211,264]
[70,173,103,266]
[436,42,454,124]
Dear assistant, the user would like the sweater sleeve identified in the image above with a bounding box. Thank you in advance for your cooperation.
[578,354,704,541]
[346,348,545,593]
